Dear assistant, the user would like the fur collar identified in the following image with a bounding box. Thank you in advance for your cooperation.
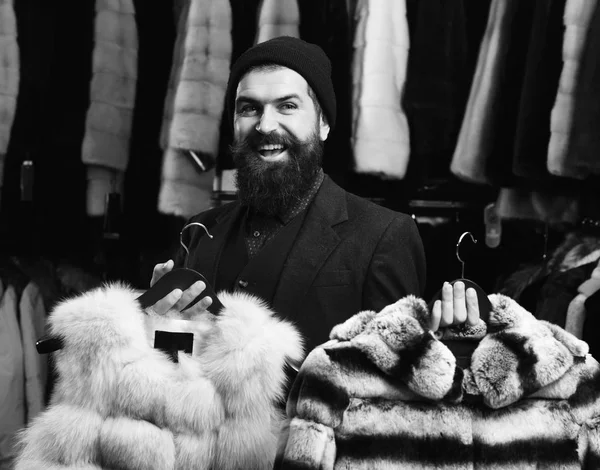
[326,294,590,409]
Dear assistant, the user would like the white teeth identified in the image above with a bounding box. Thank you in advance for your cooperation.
[259,144,284,151]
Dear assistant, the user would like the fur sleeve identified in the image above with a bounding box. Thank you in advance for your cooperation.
[276,417,336,470]
[276,357,340,470]
[581,415,600,469]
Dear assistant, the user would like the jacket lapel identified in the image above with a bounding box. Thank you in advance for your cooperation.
[272,176,348,321]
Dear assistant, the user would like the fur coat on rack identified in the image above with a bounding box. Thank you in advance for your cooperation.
[14,283,304,470]
[158,0,232,218]
[351,0,411,180]
[276,293,600,469]
[0,0,19,191]
[82,0,138,216]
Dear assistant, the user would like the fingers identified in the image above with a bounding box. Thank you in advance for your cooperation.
[146,280,213,317]
[146,288,183,316]
[173,281,211,312]
[451,281,467,325]
[465,287,480,326]
[440,282,454,328]
[150,260,174,287]
[430,281,479,332]
[430,299,442,332]
[183,294,213,316]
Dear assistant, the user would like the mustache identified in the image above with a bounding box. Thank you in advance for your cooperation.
[230,130,300,152]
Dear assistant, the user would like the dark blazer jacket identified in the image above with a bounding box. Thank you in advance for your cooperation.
[175,176,426,352]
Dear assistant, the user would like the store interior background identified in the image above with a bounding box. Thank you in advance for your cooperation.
[1,0,599,319]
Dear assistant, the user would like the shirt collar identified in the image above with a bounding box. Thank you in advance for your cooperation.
[279,169,324,224]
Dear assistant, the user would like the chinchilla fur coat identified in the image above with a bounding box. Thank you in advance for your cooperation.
[277,294,600,469]
[14,283,304,470]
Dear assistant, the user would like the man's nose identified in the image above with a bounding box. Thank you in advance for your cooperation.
[255,108,278,134]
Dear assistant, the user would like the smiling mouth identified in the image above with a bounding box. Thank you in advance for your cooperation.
[258,144,287,159]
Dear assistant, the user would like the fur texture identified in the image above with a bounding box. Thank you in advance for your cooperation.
[0,0,19,184]
[15,283,303,470]
[158,0,232,217]
[82,0,138,216]
[278,293,600,469]
[256,0,300,44]
[82,0,137,171]
[548,0,598,179]
[158,148,215,218]
[351,0,411,179]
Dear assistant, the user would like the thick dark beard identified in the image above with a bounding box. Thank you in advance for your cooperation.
[230,129,324,216]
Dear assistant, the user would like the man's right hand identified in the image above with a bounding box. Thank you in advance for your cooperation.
[146,259,213,316]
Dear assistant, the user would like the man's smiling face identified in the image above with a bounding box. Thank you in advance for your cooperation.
[230,66,330,216]
[233,66,330,162]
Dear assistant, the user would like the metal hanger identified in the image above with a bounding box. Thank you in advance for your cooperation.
[179,222,213,268]
[456,231,477,279]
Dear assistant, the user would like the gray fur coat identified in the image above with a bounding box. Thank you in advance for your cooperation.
[277,294,600,469]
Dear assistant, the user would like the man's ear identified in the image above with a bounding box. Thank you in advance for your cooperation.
[319,115,330,141]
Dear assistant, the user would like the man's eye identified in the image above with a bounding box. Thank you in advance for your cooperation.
[239,105,258,115]
[280,103,297,111]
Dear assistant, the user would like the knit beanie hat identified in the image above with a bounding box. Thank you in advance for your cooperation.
[225,36,337,129]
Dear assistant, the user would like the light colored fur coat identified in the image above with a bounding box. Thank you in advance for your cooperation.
[81,0,138,215]
[277,294,600,469]
[15,283,304,470]
[158,0,232,218]
[0,0,19,188]
[256,0,300,44]
[82,0,138,172]
[548,0,598,179]
[351,0,411,180]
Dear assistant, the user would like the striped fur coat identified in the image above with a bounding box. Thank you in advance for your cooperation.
[277,294,600,469]
[15,284,303,470]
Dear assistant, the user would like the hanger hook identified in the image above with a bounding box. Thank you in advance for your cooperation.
[456,231,477,278]
[179,222,213,268]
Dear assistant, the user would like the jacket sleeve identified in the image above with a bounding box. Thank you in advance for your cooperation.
[276,348,350,469]
[362,213,426,312]
[276,417,336,470]
[582,414,600,469]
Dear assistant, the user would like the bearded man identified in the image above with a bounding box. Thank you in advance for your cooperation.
[149,37,477,355]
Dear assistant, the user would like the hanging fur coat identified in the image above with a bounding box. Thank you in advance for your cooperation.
[0,0,19,189]
[82,0,138,216]
[548,0,598,179]
[158,0,232,218]
[351,0,411,180]
[276,293,600,469]
[15,283,304,470]
[256,0,300,43]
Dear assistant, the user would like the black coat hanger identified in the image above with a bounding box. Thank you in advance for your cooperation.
[36,222,224,356]
[428,232,493,367]
[136,222,224,315]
